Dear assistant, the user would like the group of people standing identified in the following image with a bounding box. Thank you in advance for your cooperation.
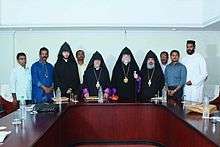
[9,40,208,105]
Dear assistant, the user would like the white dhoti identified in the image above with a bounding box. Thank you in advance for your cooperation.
[181,53,208,103]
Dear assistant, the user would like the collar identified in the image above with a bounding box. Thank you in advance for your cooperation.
[39,59,47,64]
[78,63,86,66]
[161,63,168,66]
[170,62,180,65]
[63,58,68,62]
[16,64,27,70]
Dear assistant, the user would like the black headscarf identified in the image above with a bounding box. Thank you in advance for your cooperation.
[83,51,110,96]
[54,42,80,97]
[57,42,76,63]
[86,51,107,70]
[113,47,139,70]
[141,50,162,73]
[139,50,164,102]
[111,47,139,102]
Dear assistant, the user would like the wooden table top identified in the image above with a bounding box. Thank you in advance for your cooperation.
[0,103,219,147]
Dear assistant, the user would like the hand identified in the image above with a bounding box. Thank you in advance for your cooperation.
[42,86,52,94]
[104,93,109,99]
[133,73,138,79]
[167,90,171,96]
[170,90,176,96]
[66,88,72,94]
[49,87,54,93]
[84,93,89,98]
[186,80,192,86]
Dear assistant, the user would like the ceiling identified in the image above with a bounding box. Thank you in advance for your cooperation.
[0,0,220,31]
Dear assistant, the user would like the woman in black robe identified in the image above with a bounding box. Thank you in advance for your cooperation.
[54,42,80,97]
[111,47,140,102]
[139,50,165,102]
[82,51,110,98]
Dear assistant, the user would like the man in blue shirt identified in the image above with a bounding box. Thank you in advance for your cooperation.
[31,47,54,103]
[165,50,187,102]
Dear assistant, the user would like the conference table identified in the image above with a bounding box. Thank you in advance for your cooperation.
[0,101,220,147]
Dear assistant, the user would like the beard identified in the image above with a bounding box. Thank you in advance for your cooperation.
[121,56,131,65]
[161,60,168,65]
[94,64,100,69]
[147,63,155,69]
[122,60,130,65]
[187,49,195,55]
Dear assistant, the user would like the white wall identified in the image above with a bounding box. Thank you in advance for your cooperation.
[0,30,220,86]
[0,31,14,84]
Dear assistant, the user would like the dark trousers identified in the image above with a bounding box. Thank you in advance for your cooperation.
[167,86,183,103]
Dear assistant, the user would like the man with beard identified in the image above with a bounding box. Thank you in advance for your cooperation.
[76,50,87,85]
[111,47,139,102]
[82,51,110,98]
[165,50,187,103]
[182,40,208,103]
[139,50,165,102]
[31,47,54,103]
[160,51,169,74]
[54,42,80,97]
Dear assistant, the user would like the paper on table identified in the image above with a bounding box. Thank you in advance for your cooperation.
[0,131,11,143]
[210,116,220,122]
[26,104,35,112]
[0,126,6,131]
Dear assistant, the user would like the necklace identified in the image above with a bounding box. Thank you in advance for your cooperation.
[93,68,102,89]
[147,68,155,87]
[122,63,130,83]
[43,63,48,78]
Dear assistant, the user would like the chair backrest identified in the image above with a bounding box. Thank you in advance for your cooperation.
[0,95,17,116]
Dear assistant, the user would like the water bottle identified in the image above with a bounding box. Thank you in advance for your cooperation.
[162,86,167,102]
[56,87,61,98]
[55,87,62,111]
[20,96,26,120]
[202,96,210,119]
[98,86,103,103]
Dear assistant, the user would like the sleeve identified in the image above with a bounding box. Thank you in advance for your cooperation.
[82,70,89,95]
[9,69,16,94]
[31,64,42,87]
[110,67,117,88]
[50,64,54,88]
[159,71,165,91]
[192,56,208,86]
[105,70,111,88]
[164,66,168,86]
[27,69,32,100]
[179,65,187,87]
[103,70,111,94]
[82,70,88,89]
[74,64,81,92]
[70,65,81,95]
[54,64,62,90]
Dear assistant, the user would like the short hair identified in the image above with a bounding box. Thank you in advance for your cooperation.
[160,51,169,57]
[170,50,180,57]
[187,40,196,47]
[16,52,26,60]
[76,50,85,56]
[39,47,49,55]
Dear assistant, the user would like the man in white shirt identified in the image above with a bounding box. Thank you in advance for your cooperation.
[10,53,32,105]
[160,51,169,74]
[76,50,87,84]
[181,40,208,103]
